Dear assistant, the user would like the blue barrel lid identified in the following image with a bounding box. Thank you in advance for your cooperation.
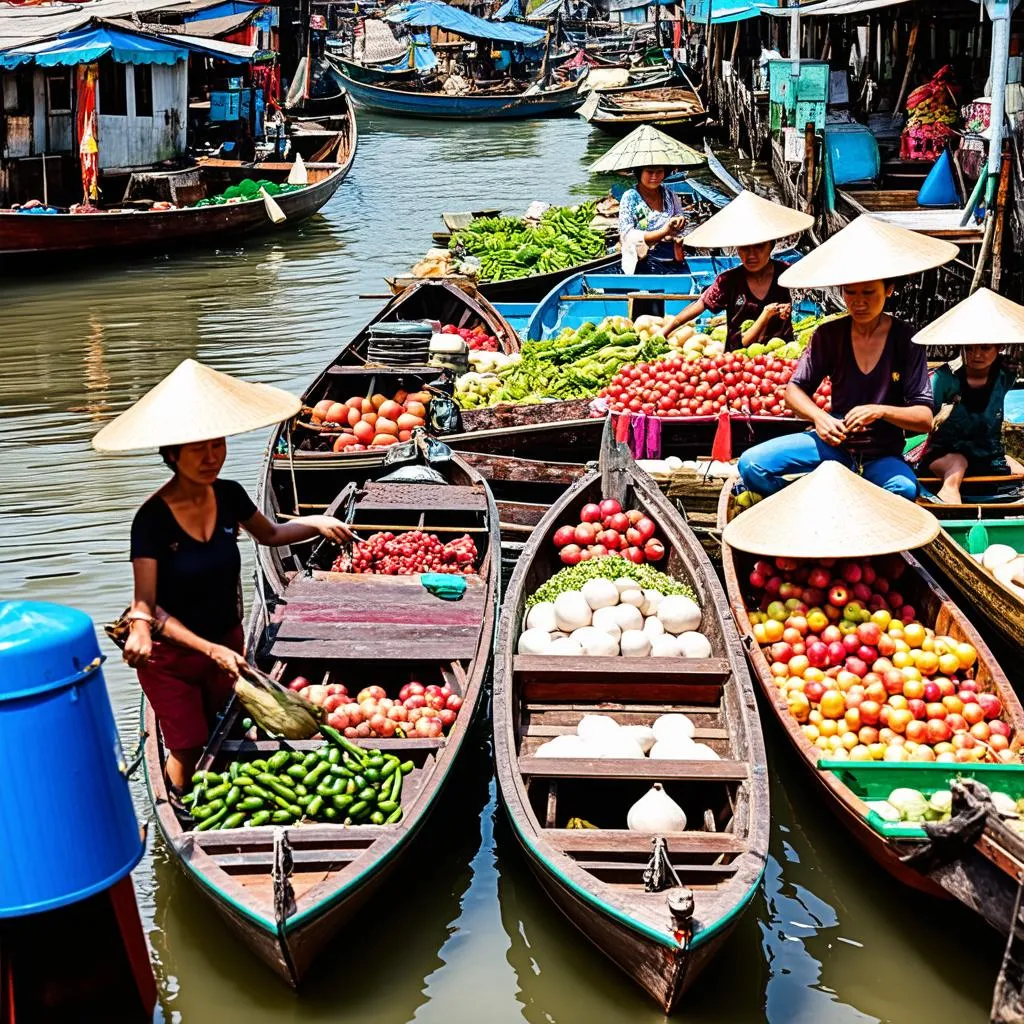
[0,601,102,702]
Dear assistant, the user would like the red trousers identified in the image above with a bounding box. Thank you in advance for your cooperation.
[137,626,243,750]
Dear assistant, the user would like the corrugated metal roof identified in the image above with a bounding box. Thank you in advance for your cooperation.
[162,9,255,35]
[764,0,915,16]
[0,0,247,50]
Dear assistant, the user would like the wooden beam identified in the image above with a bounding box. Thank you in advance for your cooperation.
[519,756,748,782]
[545,828,745,855]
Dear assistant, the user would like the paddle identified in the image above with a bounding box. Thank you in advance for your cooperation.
[261,188,286,225]
[287,153,309,186]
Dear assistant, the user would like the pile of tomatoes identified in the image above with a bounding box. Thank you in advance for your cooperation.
[600,354,832,419]
[310,389,430,454]
[440,323,500,352]
[331,531,478,576]
[552,498,665,566]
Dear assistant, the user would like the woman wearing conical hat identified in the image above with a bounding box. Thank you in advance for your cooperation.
[737,216,958,500]
[93,360,353,795]
[590,126,703,275]
[661,191,814,351]
[912,289,1024,504]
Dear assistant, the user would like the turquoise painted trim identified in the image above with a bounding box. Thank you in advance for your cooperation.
[505,808,764,952]
[146,693,477,936]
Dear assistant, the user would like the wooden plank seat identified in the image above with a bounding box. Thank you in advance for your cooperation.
[213,848,368,871]
[573,859,738,878]
[190,826,387,851]
[514,655,730,704]
[353,481,489,513]
[543,828,746,855]
[522,723,729,743]
[520,756,747,782]
[270,573,485,660]
[219,737,445,755]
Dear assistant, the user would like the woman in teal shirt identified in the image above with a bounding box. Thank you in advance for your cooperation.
[924,345,1022,503]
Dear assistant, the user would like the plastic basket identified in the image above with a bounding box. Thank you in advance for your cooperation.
[818,760,1024,840]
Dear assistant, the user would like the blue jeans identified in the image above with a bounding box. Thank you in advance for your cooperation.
[738,431,920,500]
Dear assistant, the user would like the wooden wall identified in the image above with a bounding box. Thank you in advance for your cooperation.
[97,63,187,170]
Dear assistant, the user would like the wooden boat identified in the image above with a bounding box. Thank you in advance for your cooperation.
[524,254,806,340]
[326,51,427,87]
[580,83,707,138]
[145,441,500,985]
[919,519,1024,656]
[492,422,769,1011]
[333,67,586,120]
[0,111,356,262]
[385,252,622,305]
[717,485,1024,937]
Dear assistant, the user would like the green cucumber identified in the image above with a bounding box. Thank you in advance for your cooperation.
[332,794,355,811]
[267,751,290,772]
[357,787,377,803]
[324,806,338,821]
[303,761,330,787]
[223,811,246,830]
[286,764,307,781]
[377,800,398,814]
[306,795,324,817]
[224,786,241,807]
[238,797,265,812]
[385,806,403,824]
[248,810,271,827]
[271,810,295,824]
[369,811,385,826]
[196,807,228,831]
[191,799,224,821]
[345,800,369,819]
[205,782,231,801]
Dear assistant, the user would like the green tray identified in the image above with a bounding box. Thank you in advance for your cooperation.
[819,760,1024,840]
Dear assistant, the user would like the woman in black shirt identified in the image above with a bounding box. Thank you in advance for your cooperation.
[124,436,351,791]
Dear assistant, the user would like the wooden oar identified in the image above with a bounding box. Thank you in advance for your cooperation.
[261,188,286,224]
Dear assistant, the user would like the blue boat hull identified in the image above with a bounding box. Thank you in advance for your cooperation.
[335,71,584,120]
[524,252,808,340]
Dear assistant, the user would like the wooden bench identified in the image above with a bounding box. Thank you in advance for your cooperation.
[543,828,745,855]
[519,756,747,782]
[514,656,731,704]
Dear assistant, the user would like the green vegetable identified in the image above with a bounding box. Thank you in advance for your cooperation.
[526,555,696,607]
[248,810,272,827]
[197,807,228,831]
[223,811,246,830]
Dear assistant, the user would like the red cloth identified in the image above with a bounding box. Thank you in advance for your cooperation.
[76,64,99,203]
[137,626,243,750]
[711,409,732,462]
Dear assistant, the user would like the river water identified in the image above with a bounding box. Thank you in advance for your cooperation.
[0,114,1005,1023]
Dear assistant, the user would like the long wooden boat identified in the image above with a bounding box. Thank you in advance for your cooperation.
[717,485,1024,938]
[493,422,769,1011]
[0,111,356,262]
[326,51,427,87]
[919,519,1024,656]
[333,67,586,120]
[145,442,500,984]
[581,83,707,138]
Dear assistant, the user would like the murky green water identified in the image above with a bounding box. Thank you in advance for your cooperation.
[0,114,1004,1023]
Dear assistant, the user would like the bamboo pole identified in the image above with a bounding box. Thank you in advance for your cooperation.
[989,151,1011,291]
[890,20,920,127]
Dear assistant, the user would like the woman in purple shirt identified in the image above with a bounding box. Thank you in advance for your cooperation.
[737,216,958,500]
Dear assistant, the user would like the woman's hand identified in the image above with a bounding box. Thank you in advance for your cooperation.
[662,215,687,239]
[762,302,791,322]
[207,644,248,676]
[814,412,849,447]
[306,515,355,544]
[844,405,884,432]
[123,621,152,667]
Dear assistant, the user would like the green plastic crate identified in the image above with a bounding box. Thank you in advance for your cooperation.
[819,760,1024,840]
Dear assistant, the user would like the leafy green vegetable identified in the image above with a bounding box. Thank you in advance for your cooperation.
[526,555,696,607]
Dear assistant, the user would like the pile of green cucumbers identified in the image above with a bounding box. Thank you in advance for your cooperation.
[182,725,412,830]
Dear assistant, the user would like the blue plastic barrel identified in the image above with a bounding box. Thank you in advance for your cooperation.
[0,601,144,917]
[824,124,881,186]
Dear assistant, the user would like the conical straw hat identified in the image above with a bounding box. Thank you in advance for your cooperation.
[92,359,301,452]
[777,215,958,289]
[912,287,1024,346]
[682,190,813,248]
[723,461,939,558]
[590,125,704,173]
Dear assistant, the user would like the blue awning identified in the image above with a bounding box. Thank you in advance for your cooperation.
[379,30,438,70]
[0,24,187,69]
[684,0,778,22]
[493,0,525,18]
[384,1,548,44]
[526,0,564,18]
[0,21,259,69]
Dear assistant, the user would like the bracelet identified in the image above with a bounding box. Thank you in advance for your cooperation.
[128,617,151,630]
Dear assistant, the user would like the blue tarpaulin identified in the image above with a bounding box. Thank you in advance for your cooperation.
[379,30,437,71]
[0,22,258,68]
[684,0,778,23]
[493,0,524,17]
[0,24,187,69]
[384,1,547,44]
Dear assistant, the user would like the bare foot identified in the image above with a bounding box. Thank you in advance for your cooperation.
[936,483,962,504]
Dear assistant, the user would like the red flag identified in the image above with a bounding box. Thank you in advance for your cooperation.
[711,409,732,462]
[614,411,631,445]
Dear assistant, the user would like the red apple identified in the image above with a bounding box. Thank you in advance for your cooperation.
[926,718,952,744]
[553,525,577,548]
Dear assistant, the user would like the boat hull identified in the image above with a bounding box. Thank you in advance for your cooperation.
[336,72,583,120]
[512,825,735,1013]
[0,105,357,261]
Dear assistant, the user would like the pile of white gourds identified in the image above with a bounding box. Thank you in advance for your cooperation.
[534,713,720,761]
[517,577,713,659]
[977,543,1024,600]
